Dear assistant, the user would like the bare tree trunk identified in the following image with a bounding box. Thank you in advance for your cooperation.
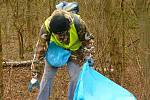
[104,0,123,84]
[135,0,150,99]
[120,0,125,85]
[35,0,39,34]
[26,0,32,48]
[5,0,10,49]
[12,0,24,59]
[16,1,24,59]
[110,36,122,84]
[0,22,3,100]
[49,0,52,15]
[18,30,24,59]
[49,0,56,14]
[52,0,56,11]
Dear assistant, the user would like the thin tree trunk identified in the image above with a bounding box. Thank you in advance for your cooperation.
[0,22,3,100]
[26,0,32,48]
[13,1,24,59]
[18,31,24,59]
[120,0,125,85]
[47,0,56,17]
[17,1,24,59]
[49,0,52,15]
[35,0,39,34]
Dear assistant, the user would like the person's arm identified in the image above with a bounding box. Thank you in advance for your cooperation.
[35,25,49,61]
[31,24,50,76]
[78,18,95,58]
[28,24,50,92]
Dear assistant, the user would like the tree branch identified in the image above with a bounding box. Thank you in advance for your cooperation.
[2,60,43,67]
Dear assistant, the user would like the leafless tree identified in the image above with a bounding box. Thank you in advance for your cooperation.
[9,0,25,59]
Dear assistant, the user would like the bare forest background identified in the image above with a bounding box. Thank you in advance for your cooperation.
[0,0,150,100]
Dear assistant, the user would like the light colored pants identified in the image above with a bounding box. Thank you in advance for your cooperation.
[37,60,81,100]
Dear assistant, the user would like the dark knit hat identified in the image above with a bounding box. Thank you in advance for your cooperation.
[50,14,70,34]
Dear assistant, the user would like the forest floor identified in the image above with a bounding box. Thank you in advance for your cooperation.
[3,66,70,100]
[2,36,149,100]
[2,61,148,100]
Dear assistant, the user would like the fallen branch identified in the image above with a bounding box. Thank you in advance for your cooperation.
[2,60,43,67]
[2,60,33,67]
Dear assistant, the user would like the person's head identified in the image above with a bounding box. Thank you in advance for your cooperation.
[49,10,72,34]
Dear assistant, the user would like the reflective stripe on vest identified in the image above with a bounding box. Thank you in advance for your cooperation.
[44,14,81,51]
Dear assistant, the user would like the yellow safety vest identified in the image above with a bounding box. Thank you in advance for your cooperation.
[44,14,81,51]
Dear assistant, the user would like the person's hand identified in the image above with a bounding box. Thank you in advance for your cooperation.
[28,70,40,92]
[28,78,40,92]
[85,56,94,66]
[28,64,40,92]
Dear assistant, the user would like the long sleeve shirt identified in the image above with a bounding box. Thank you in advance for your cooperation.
[34,10,94,67]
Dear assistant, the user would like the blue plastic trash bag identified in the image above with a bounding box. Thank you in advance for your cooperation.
[73,61,137,100]
[45,42,71,67]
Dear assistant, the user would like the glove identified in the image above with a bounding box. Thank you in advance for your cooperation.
[28,65,40,92]
[85,56,94,66]
[28,78,40,92]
